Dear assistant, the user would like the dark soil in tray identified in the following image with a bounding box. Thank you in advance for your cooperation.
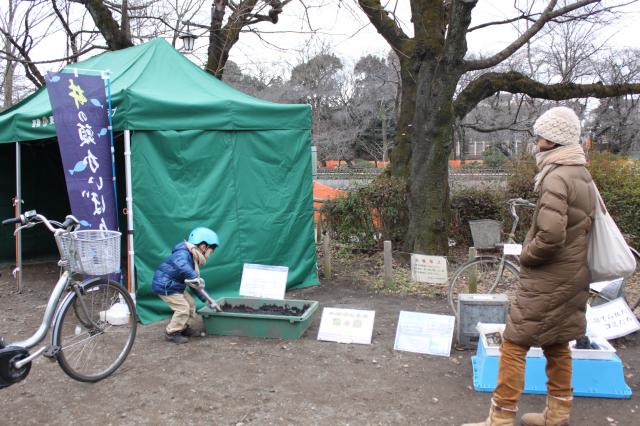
[220,303,311,316]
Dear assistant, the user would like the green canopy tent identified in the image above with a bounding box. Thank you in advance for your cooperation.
[0,38,318,323]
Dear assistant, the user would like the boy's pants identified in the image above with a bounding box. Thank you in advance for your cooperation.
[159,291,196,334]
[493,338,573,410]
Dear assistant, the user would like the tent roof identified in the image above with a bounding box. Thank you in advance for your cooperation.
[0,38,310,143]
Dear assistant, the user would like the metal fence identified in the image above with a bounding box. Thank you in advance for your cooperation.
[317,167,511,179]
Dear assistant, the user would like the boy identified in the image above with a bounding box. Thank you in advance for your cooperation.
[152,227,220,344]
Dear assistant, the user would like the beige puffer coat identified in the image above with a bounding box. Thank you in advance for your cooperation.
[504,164,596,347]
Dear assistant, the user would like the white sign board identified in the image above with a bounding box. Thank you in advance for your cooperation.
[394,311,455,357]
[239,263,288,300]
[317,308,375,344]
[586,297,640,340]
[411,254,448,284]
[503,244,522,256]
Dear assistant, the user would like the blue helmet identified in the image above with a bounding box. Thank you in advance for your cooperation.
[188,227,220,247]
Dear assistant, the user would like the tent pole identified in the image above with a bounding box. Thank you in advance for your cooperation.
[14,142,23,293]
[124,130,136,301]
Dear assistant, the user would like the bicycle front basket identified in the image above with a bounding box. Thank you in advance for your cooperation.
[58,230,121,275]
[468,219,501,249]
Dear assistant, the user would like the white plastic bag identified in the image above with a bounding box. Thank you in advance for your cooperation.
[587,183,636,280]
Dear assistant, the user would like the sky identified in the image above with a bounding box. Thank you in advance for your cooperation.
[209,0,640,76]
[4,1,640,79]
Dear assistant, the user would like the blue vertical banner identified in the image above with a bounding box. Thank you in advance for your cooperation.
[46,71,117,230]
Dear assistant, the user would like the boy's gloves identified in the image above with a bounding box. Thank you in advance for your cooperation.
[185,277,205,289]
[208,299,223,312]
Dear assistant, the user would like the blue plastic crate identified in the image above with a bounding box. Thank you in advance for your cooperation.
[471,338,632,399]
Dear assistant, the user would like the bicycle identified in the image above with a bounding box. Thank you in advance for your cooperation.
[448,200,640,319]
[0,210,137,388]
[448,198,536,317]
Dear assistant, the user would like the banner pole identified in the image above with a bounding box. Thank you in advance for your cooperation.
[124,130,136,299]
[14,142,23,293]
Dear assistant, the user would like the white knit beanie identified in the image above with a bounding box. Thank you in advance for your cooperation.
[533,107,581,146]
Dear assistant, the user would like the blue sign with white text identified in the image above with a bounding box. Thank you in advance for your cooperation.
[46,72,117,230]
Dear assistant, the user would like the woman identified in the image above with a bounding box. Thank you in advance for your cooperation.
[463,107,595,426]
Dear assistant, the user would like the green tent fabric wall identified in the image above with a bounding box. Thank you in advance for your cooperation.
[131,130,318,324]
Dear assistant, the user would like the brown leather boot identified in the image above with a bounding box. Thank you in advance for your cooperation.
[462,401,517,426]
[520,395,572,426]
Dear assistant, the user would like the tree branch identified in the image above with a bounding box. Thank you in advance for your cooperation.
[356,0,408,52]
[81,0,133,50]
[464,0,601,72]
[467,12,531,32]
[0,26,45,87]
[444,0,478,65]
[454,71,640,119]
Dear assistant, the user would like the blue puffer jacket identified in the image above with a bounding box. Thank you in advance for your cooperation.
[151,242,199,296]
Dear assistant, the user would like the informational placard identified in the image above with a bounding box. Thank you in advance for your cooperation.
[586,297,640,340]
[503,244,522,256]
[239,263,288,300]
[317,308,375,344]
[411,254,448,284]
[394,311,455,357]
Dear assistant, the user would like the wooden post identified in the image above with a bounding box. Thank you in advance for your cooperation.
[316,212,323,244]
[383,240,392,287]
[323,232,332,278]
[468,247,478,293]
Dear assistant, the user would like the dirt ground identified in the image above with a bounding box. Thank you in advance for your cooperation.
[1,254,639,426]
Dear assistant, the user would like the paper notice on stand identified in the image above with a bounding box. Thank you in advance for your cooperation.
[239,263,288,300]
[503,244,522,256]
[394,311,455,357]
[410,254,448,284]
[586,297,640,340]
[317,308,375,344]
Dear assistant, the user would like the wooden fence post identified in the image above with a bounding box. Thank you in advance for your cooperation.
[384,240,392,287]
[323,232,332,278]
[468,246,478,293]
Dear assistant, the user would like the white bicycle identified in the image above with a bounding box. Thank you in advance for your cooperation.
[0,210,136,388]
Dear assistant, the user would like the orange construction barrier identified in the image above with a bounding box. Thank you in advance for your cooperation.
[313,181,346,223]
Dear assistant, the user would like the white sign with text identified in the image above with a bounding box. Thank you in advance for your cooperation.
[503,244,523,256]
[239,263,288,300]
[411,254,448,284]
[586,297,640,340]
[317,308,376,344]
[394,311,455,357]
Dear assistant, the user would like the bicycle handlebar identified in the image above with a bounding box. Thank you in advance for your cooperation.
[2,216,23,226]
[506,198,536,208]
[2,210,80,235]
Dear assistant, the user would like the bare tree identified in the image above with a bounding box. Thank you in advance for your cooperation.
[0,0,56,91]
[358,0,640,254]
[589,48,640,153]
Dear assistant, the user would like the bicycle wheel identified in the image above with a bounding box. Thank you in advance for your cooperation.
[53,279,137,382]
[627,247,640,313]
[448,257,520,317]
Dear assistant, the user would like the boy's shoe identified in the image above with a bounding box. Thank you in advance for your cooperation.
[181,326,199,337]
[165,331,188,344]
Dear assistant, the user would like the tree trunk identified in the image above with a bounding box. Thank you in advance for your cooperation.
[380,103,388,162]
[389,56,416,179]
[405,64,460,255]
[84,0,133,50]
[2,0,15,108]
